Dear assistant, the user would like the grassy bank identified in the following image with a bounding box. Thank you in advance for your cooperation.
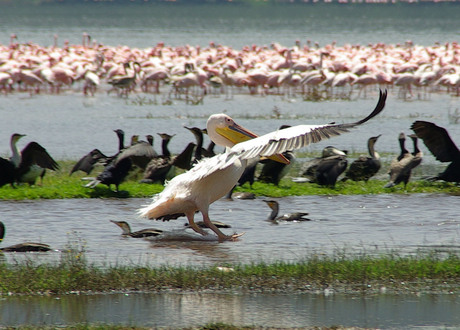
[1,248,459,296]
[0,160,458,200]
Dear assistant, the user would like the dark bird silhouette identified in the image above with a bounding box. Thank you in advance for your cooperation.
[184,126,208,164]
[0,157,16,188]
[110,220,163,238]
[257,125,294,186]
[314,152,348,187]
[70,129,125,176]
[114,134,157,170]
[83,130,158,191]
[85,156,133,192]
[411,120,459,183]
[141,133,196,184]
[342,135,381,182]
[184,220,231,229]
[385,132,422,188]
[0,133,59,187]
[263,200,311,222]
[108,62,140,97]
[300,146,347,181]
[0,221,51,252]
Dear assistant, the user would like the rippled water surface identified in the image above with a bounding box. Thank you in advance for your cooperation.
[0,194,458,266]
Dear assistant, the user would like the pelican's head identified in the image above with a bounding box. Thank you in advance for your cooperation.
[206,114,258,148]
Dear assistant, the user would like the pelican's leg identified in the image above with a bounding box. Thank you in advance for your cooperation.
[185,211,208,236]
[202,211,244,242]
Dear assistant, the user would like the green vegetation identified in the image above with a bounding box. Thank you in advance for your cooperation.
[1,245,458,295]
[0,160,458,200]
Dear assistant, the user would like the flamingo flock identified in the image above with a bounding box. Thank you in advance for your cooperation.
[0,35,459,101]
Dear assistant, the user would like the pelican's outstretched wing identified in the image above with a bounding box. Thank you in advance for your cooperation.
[232,89,387,161]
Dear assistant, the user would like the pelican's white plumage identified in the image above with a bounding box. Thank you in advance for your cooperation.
[139,90,387,241]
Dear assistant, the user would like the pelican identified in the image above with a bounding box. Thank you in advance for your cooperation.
[139,90,387,241]
[411,120,460,183]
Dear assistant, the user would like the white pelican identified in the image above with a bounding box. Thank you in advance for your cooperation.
[139,90,387,241]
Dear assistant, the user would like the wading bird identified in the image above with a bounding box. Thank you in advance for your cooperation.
[385,132,422,188]
[342,135,381,182]
[300,146,347,181]
[411,120,460,183]
[263,200,311,222]
[0,221,51,252]
[139,90,387,241]
[1,133,59,187]
[70,129,125,176]
[110,220,163,238]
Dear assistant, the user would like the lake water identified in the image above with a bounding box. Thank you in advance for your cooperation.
[0,2,459,328]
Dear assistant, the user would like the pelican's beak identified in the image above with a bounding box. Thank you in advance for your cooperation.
[216,123,290,165]
[216,121,258,144]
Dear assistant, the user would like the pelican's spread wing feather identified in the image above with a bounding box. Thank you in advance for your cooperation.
[232,89,387,161]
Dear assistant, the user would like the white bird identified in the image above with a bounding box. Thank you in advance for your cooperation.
[139,90,387,241]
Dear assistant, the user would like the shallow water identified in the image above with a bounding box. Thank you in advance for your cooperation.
[1,291,459,328]
[0,194,458,266]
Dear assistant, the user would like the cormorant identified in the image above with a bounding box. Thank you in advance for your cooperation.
[1,133,59,187]
[257,125,294,186]
[70,128,125,176]
[263,200,311,222]
[411,120,459,183]
[300,146,347,182]
[385,132,422,188]
[342,135,381,182]
[314,152,348,187]
[184,220,232,229]
[0,221,51,252]
[110,220,163,238]
[85,156,133,192]
[141,133,195,184]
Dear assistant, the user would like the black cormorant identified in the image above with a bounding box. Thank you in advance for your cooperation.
[342,135,381,182]
[263,200,311,222]
[110,220,163,238]
[411,120,459,183]
[0,221,51,252]
[1,133,59,187]
[70,128,125,175]
[384,132,422,188]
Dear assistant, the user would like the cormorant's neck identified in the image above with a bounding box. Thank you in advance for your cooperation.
[10,138,21,166]
[162,139,171,157]
[268,204,279,220]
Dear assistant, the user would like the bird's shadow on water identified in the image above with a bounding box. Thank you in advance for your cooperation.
[88,187,131,198]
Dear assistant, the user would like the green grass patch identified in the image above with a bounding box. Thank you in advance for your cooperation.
[1,247,459,296]
[0,160,458,200]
